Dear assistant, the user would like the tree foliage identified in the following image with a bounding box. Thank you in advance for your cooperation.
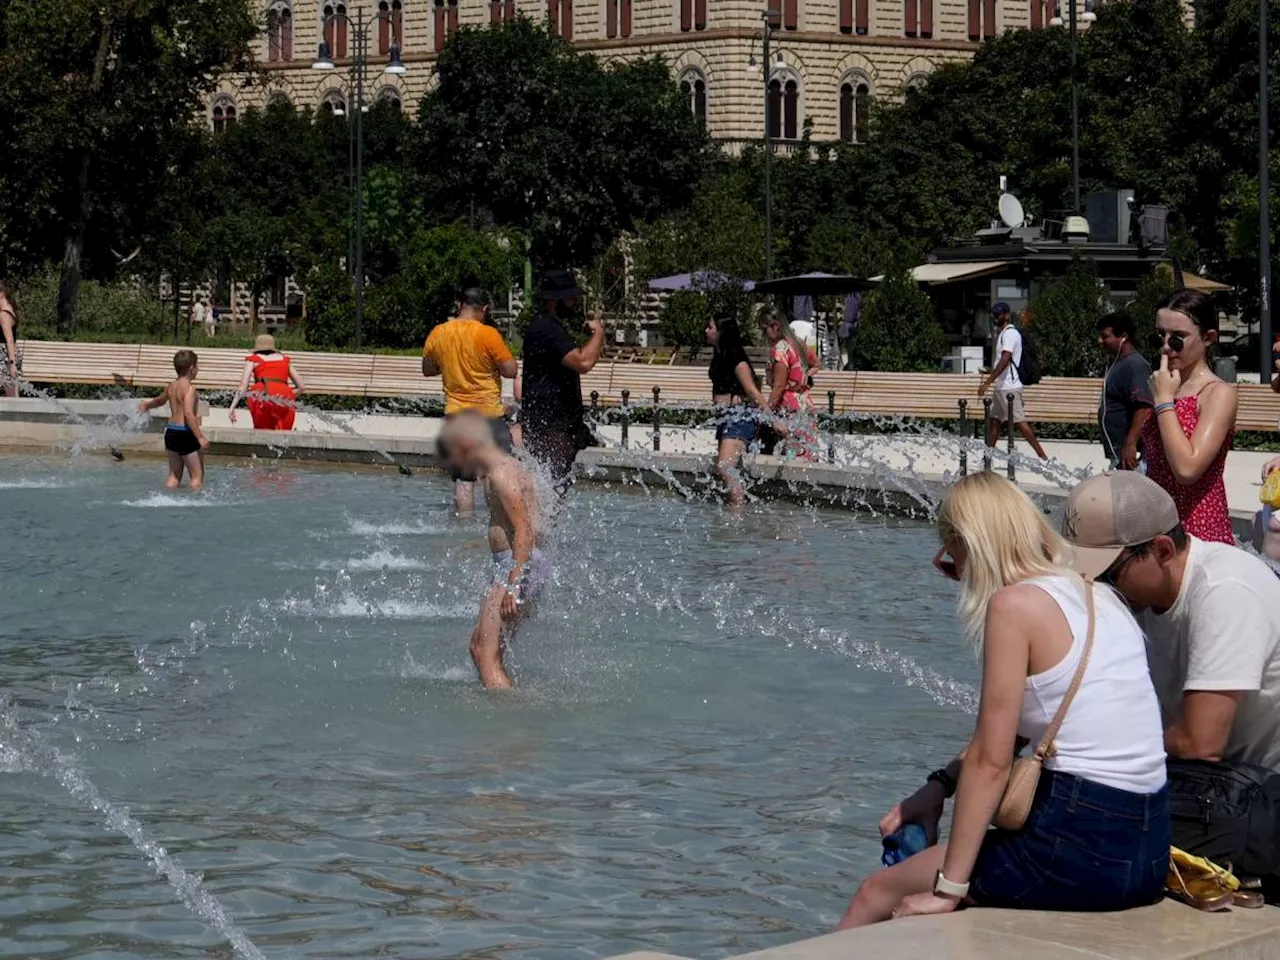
[850,267,946,372]
[1026,254,1109,378]
[412,17,713,268]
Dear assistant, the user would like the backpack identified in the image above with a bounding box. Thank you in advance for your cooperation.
[1016,326,1044,386]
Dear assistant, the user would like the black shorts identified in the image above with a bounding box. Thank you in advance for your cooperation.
[445,414,513,481]
[164,426,201,457]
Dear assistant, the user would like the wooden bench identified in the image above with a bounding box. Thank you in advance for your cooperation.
[16,340,1280,431]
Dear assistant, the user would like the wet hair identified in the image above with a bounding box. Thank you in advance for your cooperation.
[1159,289,1219,335]
[1096,312,1135,340]
[460,287,490,309]
[439,409,495,457]
[173,349,197,376]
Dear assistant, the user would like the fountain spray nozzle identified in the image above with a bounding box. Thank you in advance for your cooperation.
[109,447,125,462]
[397,464,412,476]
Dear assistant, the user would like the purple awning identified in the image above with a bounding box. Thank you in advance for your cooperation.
[647,271,755,292]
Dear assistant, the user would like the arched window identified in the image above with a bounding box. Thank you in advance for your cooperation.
[904,72,928,96]
[967,0,996,39]
[378,0,403,55]
[267,91,293,110]
[905,0,933,36]
[839,0,868,34]
[321,90,347,116]
[679,0,707,30]
[267,2,293,61]
[211,98,238,133]
[548,0,573,38]
[606,0,632,36]
[767,74,800,140]
[434,0,458,50]
[490,0,517,21]
[678,70,707,126]
[377,86,404,111]
[323,2,348,58]
[839,77,870,143]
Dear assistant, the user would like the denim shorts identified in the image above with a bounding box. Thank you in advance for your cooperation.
[715,406,758,443]
[969,768,1170,911]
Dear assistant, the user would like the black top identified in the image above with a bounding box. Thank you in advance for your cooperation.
[708,340,752,398]
[1098,350,1153,459]
[522,313,583,432]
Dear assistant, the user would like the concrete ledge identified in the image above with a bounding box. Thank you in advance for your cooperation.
[607,901,1280,960]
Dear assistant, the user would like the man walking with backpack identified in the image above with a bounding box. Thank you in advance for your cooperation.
[979,302,1048,460]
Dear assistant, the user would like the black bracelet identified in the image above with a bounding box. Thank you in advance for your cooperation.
[927,767,958,799]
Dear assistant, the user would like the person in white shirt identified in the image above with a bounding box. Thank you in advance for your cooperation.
[838,472,1168,929]
[978,302,1047,459]
[1062,471,1280,882]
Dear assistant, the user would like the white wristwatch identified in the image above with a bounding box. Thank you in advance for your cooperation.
[933,870,970,899]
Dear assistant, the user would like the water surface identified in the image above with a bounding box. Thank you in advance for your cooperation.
[0,454,975,959]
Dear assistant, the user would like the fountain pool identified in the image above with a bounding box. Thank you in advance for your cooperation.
[0,453,976,959]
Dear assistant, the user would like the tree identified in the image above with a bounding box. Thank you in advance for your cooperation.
[411,18,712,267]
[658,290,711,348]
[850,268,946,372]
[1026,254,1109,378]
[0,0,258,332]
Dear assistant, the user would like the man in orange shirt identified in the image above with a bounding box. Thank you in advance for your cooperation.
[423,287,519,512]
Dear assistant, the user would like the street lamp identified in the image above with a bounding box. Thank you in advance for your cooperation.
[1259,0,1271,380]
[746,11,780,280]
[312,7,406,349]
[1049,0,1093,215]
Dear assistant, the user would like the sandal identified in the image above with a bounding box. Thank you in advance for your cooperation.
[1166,848,1237,912]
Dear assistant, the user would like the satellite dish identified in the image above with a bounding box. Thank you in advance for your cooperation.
[999,193,1026,229]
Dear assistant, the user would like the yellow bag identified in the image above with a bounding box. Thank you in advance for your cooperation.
[1261,469,1280,509]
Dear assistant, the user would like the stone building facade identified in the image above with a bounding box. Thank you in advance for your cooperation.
[210,0,1088,147]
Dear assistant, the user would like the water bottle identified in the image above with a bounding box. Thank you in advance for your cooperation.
[881,822,930,868]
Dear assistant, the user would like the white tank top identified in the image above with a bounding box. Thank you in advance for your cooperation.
[1019,575,1167,794]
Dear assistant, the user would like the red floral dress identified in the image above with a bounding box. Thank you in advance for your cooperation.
[772,341,817,461]
[1141,394,1234,544]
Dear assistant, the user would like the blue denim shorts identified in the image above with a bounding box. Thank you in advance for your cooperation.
[715,406,758,443]
[969,769,1170,911]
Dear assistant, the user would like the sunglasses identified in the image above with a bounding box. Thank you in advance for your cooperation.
[1150,331,1188,353]
[1098,548,1139,587]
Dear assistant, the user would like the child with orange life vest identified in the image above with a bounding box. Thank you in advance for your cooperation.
[229,334,306,430]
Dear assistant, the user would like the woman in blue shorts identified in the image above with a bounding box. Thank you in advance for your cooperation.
[837,473,1169,927]
[705,316,772,506]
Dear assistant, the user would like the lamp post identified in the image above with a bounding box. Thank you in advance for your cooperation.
[1050,0,1093,215]
[1260,0,1272,380]
[313,8,406,349]
[747,11,780,280]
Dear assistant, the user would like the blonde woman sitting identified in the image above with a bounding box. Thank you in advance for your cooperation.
[837,473,1169,927]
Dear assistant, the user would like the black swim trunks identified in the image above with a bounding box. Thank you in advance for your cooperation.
[164,425,201,457]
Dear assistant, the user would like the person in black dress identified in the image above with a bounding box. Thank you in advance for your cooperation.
[706,316,772,506]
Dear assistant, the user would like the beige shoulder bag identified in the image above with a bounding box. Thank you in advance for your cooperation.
[993,579,1097,831]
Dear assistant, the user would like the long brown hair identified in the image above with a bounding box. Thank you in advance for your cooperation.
[0,280,17,326]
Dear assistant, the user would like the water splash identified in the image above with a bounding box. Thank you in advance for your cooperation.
[0,703,267,960]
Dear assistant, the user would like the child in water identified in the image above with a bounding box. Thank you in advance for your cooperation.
[138,349,210,491]
[439,410,551,689]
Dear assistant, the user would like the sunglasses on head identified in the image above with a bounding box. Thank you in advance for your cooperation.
[1150,331,1188,353]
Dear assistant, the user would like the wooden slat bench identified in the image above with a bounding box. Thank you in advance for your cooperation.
[16,340,1280,431]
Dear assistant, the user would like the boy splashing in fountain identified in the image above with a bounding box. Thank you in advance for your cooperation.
[440,411,550,689]
[137,350,210,491]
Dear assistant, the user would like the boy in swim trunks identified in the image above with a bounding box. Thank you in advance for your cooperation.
[439,410,551,689]
[137,350,210,491]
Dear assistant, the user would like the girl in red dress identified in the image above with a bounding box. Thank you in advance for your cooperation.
[1142,289,1237,544]
[229,334,306,431]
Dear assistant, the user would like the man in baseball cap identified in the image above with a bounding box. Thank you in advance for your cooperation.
[1063,471,1280,883]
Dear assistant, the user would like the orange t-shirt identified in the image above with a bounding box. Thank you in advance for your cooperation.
[423,318,514,416]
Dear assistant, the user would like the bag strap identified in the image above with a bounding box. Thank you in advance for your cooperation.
[1033,578,1097,761]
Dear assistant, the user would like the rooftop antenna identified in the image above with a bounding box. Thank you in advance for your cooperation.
[999,192,1026,229]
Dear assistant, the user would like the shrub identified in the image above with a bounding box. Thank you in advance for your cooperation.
[19,269,169,337]
[1026,253,1109,378]
[658,289,710,348]
[850,267,946,372]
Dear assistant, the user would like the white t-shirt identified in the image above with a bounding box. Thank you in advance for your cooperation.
[994,324,1023,390]
[1021,576,1167,793]
[1143,538,1280,772]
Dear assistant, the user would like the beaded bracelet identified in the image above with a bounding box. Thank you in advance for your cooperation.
[1153,401,1176,416]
